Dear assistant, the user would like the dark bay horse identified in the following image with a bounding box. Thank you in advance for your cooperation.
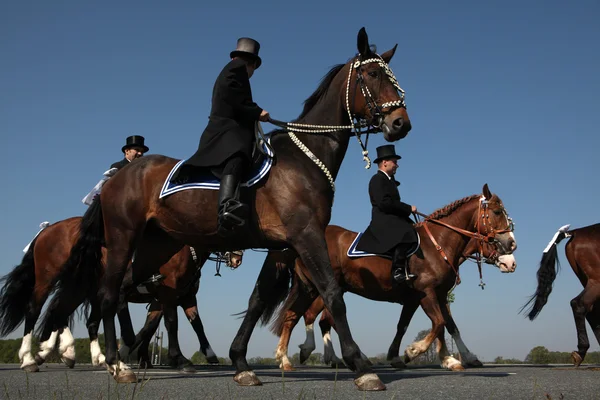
[265,184,517,371]
[523,223,600,366]
[0,218,241,372]
[39,27,411,390]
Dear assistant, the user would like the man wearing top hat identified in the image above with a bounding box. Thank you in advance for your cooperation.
[110,135,149,170]
[170,37,270,237]
[356,144,419,283]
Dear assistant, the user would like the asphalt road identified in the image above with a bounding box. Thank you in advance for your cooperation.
[1,363,599,400]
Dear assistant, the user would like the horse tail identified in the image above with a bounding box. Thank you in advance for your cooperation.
[37,198,104,337]
[521,225,571,320]
[0,238,38,337]
[258,251,296,327]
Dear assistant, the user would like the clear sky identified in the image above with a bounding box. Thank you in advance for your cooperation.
[1,0,599,363]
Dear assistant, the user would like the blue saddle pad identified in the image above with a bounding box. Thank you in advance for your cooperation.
[159,140,274,199]
[346,232,421,259]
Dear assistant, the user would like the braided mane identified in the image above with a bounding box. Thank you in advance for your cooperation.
[415,194,480,227]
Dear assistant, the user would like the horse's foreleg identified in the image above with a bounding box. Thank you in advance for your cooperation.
[19,301,46,372]
[386,300,419,369]
[291,231,383,391]
[318,307,347,368]
[87,301,105,367]
[570,286,599,366]
[180,293,218,364]
[116,303,135,361]
[127,301,163,369]
[162,302,195,373]
[585,300,600,348]
[441,301,481,367]
[435,333,464,371]
[404,290,445,364]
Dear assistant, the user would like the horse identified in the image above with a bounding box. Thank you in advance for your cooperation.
[38,27,411,391]
[522,223,600,366]
[0,217,242,372]
[265,184,517,371]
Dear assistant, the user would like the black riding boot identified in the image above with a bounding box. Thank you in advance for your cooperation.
[391,253,416,283]
[217,174,249,237]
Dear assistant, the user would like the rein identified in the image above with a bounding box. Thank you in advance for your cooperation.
[265,53,406,189]
[413,198,513,289]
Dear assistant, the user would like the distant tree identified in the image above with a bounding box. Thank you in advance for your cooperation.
[447,291,455,304]
[525,346,551,364]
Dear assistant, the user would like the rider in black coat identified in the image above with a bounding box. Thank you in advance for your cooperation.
[171,38,269,237]
[356,145,418,282]
[110,135,149,170]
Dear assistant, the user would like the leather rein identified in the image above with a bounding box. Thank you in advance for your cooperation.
[414,197,514,288]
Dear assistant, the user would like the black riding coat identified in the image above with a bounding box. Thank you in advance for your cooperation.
[110,158,130,170]
[182,58,263,169]
[356,170,418,254]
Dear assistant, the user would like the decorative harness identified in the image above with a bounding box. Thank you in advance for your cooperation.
[268,54,406,193]
[414,196,515,289]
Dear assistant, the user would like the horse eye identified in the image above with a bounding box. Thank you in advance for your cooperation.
[368,71,379,78]
[493,210,502,216]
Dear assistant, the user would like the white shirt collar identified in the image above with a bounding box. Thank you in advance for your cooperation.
[379,169,392,180]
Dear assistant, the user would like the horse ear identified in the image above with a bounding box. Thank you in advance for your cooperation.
[357,27,370,57]
[482,183,492,200]
[380,44,398,63]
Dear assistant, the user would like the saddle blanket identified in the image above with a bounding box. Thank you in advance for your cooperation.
[346,231,421,259]
[159,139,274,199]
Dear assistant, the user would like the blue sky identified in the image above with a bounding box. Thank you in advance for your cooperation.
[1,0,599,363]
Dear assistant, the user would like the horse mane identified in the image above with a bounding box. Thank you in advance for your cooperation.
[415,194,481,226]
[296,63,346,120]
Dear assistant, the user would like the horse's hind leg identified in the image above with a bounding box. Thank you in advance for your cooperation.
[87,301,105,366]
[131,301,163,369]
[319,309,370,368]
[116,303,136,361]
[19,290,50,372]
[180,293,219,364]
[57,326,76,368]
[570,285,600,366]
[386,300,419,369]
[291,231,383,391]
[441,301,481,367]
[162,302,195,373]
[435,331,463,372]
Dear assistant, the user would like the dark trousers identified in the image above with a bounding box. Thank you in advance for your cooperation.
[212,153,248,180]
[391,242,415,269]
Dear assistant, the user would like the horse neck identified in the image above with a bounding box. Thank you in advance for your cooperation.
[291,70,352,180]
[423,199,481,269]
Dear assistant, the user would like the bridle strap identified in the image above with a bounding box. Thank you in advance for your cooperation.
[421,221,461,285]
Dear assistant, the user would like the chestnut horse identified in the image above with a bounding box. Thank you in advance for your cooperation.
[523,223,600,366]
[266,184,516,371]
[0,218,241,372]
[38,27,411,391]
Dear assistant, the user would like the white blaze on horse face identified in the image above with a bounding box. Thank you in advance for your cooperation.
[90,338,105,366]
[58,327,76,363]
[496,254,517,273]
[19,331,36,368]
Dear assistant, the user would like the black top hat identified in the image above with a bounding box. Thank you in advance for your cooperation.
[122,135,149,153]
[230,37,262,69]
[373,144,401,164]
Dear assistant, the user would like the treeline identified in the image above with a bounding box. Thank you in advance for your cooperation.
[494,346,600,365]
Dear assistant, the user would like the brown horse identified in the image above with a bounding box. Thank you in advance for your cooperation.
[523,223,600,366]
[0,218,241,372]
[266,184,517,371]
[39,27,411,390]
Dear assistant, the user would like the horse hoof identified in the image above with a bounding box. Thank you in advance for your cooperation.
[390,360,406,369]
[299,350,312,365]
[206,356,220,365]
[465,360,483,368]
[571,351,583,367]
[62,357,76,369]
[449,363,465,372]
[234,371,262,386]
[181,364,196,374]
[354,373,386,391]
[22,363,39,373]
[115,370,137,383]
[34,355,45,366]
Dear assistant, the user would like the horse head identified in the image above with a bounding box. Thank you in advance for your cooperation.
[347,27,411,141]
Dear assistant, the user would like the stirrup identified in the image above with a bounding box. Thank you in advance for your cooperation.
[219,200,248,228]
[393,268,416,282]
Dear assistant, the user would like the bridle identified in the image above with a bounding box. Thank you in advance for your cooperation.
[415,196,515,288]
[267,53,406,191]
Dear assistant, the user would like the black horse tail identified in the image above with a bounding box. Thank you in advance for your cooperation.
[521,226,571,320]
[36,197,105,338]
[0,238,38,337]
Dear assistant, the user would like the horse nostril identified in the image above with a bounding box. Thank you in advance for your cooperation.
[392,117,404,130]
